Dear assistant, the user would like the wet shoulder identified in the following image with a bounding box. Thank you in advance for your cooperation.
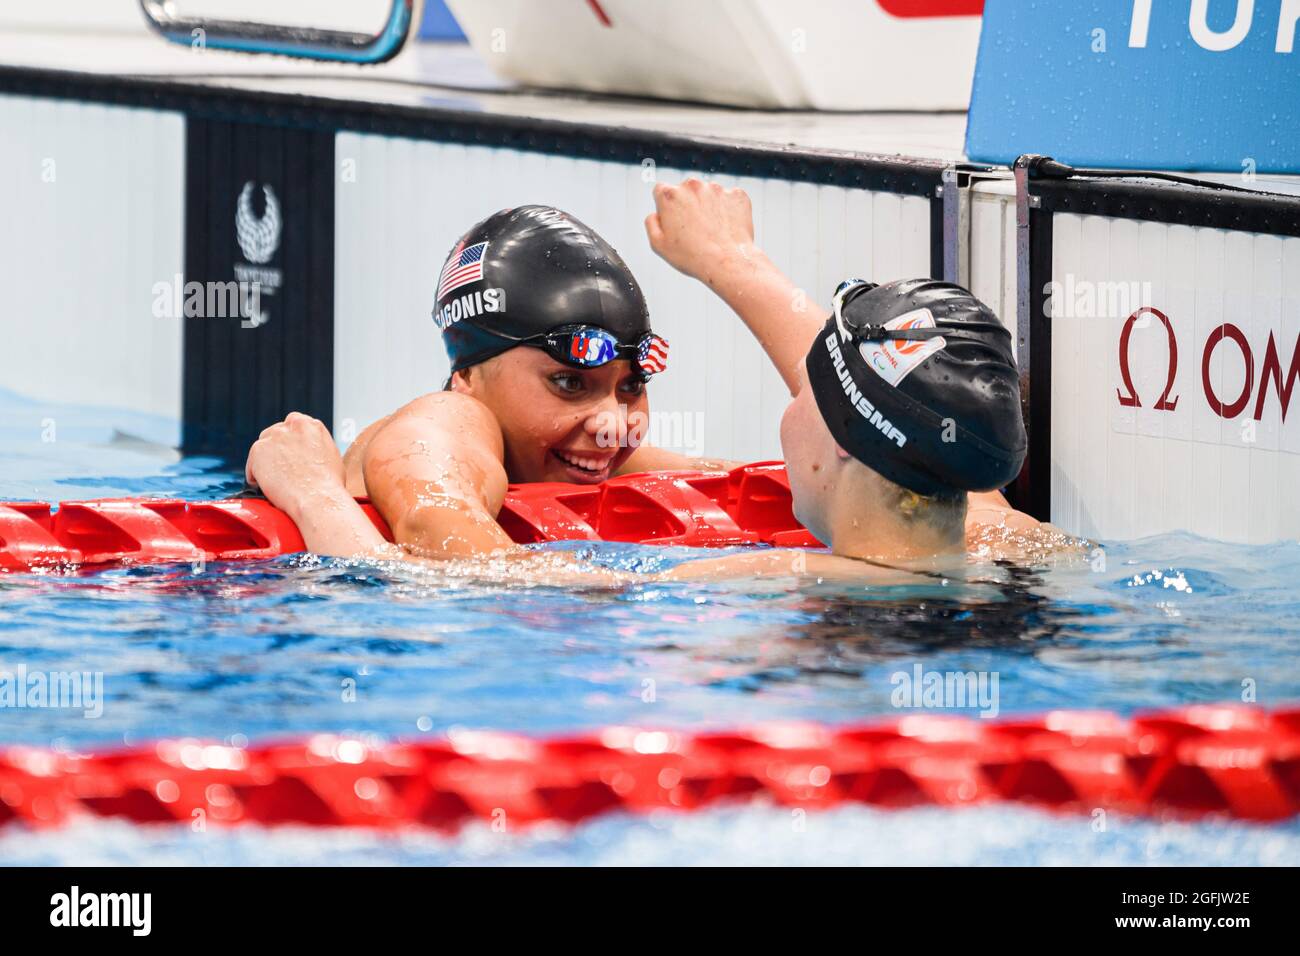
[390,390,498,428]
[342,391,503,496]
[966,521,1093,566]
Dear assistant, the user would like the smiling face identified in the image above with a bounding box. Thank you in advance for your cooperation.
[455,346,649,484]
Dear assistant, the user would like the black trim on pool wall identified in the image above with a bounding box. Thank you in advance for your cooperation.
[928,192,945,281]
[182,117,335,458]
[1008,207,1053,523]
[1032,177,1300,238]
[0,65,947,197]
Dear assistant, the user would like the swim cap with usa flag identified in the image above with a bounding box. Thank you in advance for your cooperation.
[434,205,652,373]
[804,277,1026,495]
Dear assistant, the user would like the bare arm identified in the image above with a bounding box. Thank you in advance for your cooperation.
[645,179,822,396]
[247,419,1065,582]
[340,412,392,496]
[247,408,642,585]
[646,177,1044,533]
[246,399,514,561]
[244,418,809,581]
[657,549,812,581]
[246,413,394,557]
[360,391,516,559]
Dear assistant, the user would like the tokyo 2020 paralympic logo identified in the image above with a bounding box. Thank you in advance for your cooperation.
[235,181,281,265]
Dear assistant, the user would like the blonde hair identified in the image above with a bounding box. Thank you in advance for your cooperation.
[839,455,968,539]
[888,482,967,538]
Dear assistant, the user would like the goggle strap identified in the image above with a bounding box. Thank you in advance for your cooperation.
[857,325,948,343]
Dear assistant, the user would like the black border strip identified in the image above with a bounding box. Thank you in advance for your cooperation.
[928,191,945,280]
[0,64,946,196]
[180,119,336,458]
[1032,177,1300,238]
[1014,205,1053,522]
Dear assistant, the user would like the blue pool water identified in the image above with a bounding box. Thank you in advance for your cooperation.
[2,389,1299,865]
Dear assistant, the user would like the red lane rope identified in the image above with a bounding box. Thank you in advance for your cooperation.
[3,706,1298,831]
[0,462,819,571]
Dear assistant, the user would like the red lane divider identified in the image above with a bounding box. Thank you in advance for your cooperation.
[2,706,1298,832]
[0,462,820,572]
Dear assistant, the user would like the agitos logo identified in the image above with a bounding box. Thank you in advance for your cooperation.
[1117,307,1300,422]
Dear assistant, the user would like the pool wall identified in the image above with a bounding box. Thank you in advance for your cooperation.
[0,94,184,440]
[2,65,1300,543]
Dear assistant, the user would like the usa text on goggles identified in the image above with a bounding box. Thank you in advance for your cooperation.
[517,325,669,377]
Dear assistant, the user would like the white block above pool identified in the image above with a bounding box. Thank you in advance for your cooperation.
[0,95,184,446]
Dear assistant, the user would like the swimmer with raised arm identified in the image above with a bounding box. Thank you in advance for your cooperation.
[642,179,1039,534]
[248,184,1067,582]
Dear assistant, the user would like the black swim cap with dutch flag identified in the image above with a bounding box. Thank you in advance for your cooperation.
[433,205,667,378]
[804,277,1026,495]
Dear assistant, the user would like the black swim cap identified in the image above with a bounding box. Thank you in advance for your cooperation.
[433,205,651,372]
[804,277,1026,495]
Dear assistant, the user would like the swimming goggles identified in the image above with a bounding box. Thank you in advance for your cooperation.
[832,278,946,343]
[832,278,1004,345]
[518,325,670,377]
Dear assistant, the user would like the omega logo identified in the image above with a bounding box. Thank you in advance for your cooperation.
[1116,307,1300,423]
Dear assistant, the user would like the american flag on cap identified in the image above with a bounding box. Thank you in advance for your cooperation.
[637,334,669,376]
[437,240,488,300]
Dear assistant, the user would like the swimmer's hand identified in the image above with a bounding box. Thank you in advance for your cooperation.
[646,178,821,396]
[245,412,346,515]
[645,179,762,285]
[245,413,391,557]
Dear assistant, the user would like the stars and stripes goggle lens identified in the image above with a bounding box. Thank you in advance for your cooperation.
[527,326,669,377]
